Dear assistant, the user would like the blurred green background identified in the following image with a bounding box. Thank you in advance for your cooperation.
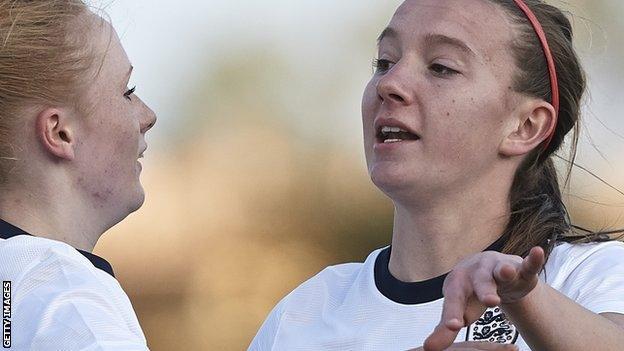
[91,1,624,349]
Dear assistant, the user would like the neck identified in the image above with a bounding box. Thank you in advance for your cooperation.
[388,172,513,283]
[0,184,103,252]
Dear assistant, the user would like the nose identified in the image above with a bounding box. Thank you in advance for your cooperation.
[139,100,157,134]
[376,65,413,106]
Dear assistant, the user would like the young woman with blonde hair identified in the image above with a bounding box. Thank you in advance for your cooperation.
[0,1,155,349]
[250,1,624,350]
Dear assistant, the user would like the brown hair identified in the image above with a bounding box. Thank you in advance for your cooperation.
[0,0,95,183]
[488,0,622,259]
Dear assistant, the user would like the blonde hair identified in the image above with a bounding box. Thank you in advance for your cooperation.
[0,0,96,182]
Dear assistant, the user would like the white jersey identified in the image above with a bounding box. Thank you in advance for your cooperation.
[0,219,149,351]
[249,238,624,351]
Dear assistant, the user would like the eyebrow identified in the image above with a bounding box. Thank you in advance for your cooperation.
[377,27,476,58]
[377,27,397,44]
[423,33,475,57]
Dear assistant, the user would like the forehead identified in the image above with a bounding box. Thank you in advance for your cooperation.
[387,0,514,60]
[74,12,129,78]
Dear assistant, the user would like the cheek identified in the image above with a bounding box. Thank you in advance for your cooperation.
[81,130,139,201]
[362,79,378,120]
[362,80,379,136]
[361,79,379,161]
[88,114,139,174]
[426,95,505,162]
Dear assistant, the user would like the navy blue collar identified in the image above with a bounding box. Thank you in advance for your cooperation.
[374,235,507,305]
[0,218,115,278]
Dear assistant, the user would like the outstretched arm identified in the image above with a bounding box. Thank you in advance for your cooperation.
[500,276,624,351]
[422,247,624,351]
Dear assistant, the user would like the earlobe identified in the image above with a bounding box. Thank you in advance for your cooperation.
[36,108,75,161]
[499,100,556,158]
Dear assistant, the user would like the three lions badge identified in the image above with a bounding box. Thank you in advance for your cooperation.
[465,307,519,344]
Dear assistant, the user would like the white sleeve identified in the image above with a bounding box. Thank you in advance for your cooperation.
[247,297,287,351]
[11,250,149,350]
[557,241,624,315]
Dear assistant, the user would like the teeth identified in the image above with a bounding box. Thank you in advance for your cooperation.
[384,139,403,143]
[381,126,407,133]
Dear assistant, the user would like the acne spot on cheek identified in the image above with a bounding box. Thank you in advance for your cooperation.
[92,188,114,201]
[446,112,450,116]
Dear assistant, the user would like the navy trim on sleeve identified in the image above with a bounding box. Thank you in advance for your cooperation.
[0,218,116,277]
[374,235,507,305]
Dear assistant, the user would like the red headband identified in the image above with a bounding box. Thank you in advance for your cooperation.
[513,0,559,150]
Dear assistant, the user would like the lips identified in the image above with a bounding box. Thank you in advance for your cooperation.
[374,117,420,144]
[138,146,147,159]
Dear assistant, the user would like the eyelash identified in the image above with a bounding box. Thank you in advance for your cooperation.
[372,58,460,77]
[124,86,136,100]
[429,63,460,77]
[372,58,392,73]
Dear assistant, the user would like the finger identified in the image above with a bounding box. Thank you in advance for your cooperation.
[493,261,518,283]
[520,246,545,279]
[440,273,472,330]
[425,268,484,351]
[423,287,468,351]
[471,269,500,307]
[440,286,469,331]
[423,323,461,351]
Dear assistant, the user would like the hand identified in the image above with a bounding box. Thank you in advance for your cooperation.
[409,341,519,350]
[423,246,545,351]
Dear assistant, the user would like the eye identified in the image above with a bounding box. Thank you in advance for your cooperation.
[429,63,460,77]
[372,58,394,74]
[124,86,136,101]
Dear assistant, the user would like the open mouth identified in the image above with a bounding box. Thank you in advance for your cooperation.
[376,126,420,144]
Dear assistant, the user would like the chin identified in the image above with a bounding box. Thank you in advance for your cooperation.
[123,185,146,215]
[131,187,146,212]
[369,162,417,195]
[369,162,445,205]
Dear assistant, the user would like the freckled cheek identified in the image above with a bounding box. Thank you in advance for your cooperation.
[96,125,138,171]
[117,129,139,162]
[428,127,474,159]
[426,102,484,157]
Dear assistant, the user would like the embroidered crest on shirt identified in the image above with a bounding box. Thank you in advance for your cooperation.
[465,307,519,344]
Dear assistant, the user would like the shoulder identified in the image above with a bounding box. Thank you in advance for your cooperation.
[0,236,148,349]
[0,235,90,280]
[313,261,365,284]
[547,240,624,272]
[248,249,383,350]
[277,248,384,310]
[292,249,381,294]
[545,240,624,314]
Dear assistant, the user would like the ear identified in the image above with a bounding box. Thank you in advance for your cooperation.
[499,99,556,157]
[35,107,76,161]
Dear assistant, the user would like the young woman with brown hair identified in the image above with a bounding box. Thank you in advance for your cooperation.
[0,1,156,349]
[250,1,624,350]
